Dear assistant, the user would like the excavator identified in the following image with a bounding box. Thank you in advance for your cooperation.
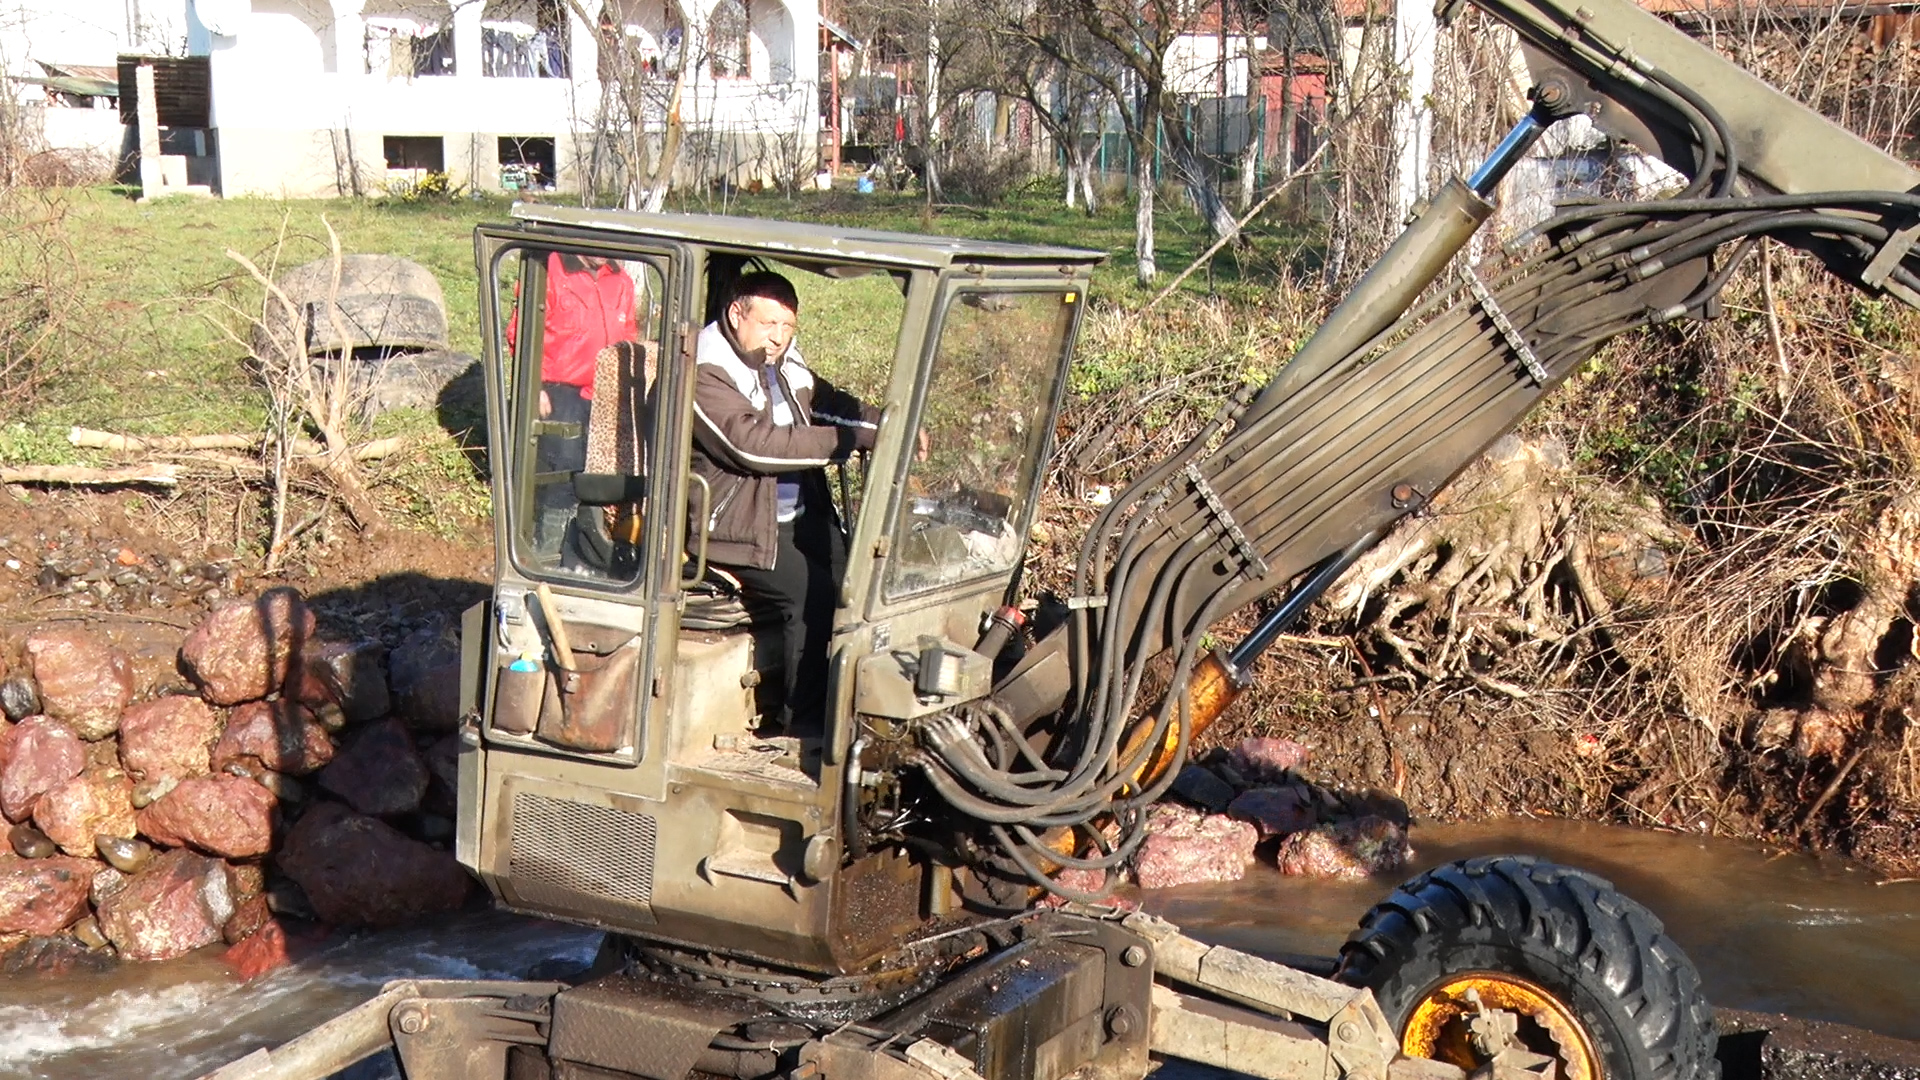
[200,0,1920,1075]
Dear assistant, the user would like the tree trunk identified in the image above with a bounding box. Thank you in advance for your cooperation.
[1162,120,1241,244]
[1076,145,1099,214]
[1134,142,1157,284]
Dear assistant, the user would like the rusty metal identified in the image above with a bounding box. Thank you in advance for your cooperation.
[1399,975,1600,1080]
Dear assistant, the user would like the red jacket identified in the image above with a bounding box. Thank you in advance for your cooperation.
[509,254,636,399]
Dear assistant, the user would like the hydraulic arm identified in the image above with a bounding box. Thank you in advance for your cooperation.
[977,0,1920,897]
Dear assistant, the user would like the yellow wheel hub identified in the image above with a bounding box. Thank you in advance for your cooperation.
[1400,973,1601,1080]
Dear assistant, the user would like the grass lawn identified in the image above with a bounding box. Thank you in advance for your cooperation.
[0,182,1310,495]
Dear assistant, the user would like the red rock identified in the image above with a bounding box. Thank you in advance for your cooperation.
[227,861,266,898]
[223,891,272,944]
[1227,786,1316,838]
[118,696,221,784]
[0,853,96,935]
[276,801,470,927]
[316,718,428,816]
[24,631,133,741]
[0,718,87,823]
[0,718,14,775]
[389,624,461,732]
[94,848,235,961]
[212,700,336,776]
[136,775,277,858]
[290,640,391,723]
[1274,816,1412,879]
[179,588,316,705]
[222,917,325,981]
[1227,737,1311,782]
[1133,804,1259,889]
[32,767,137,857]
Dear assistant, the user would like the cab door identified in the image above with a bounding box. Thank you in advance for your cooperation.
[473,229,695,764]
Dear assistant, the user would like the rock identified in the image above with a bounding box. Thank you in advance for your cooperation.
[223,892,272,945]
[316,718,428,816]
[1274,816,1412,879]
[1,717,87,822]
[224,916,294,980]
[0,677,39,722]
[131,776,179,809]
[71,914,108,950]
[119,696,221,784]
[388,624,462,732]
[179,588,316,705]
[1341,788,1413,828]
[0,853,96,935]
[32,767,137,857]
[276,801,471,927]
[0,933,117,975]
[136,775,277,858]
[1132,804,1259,889]
[290,640,391,724]
[9,822,55,859]
[265,878,316,921]
[23,631,133,740]
[1035,866,1136,910]
[1227,737,1311,783]
[1227,786,1316,838]
[250,770,305,803]
[90,865,126,907]
[0,718,13,776]
[96,835,155,875]
[227,861,266,899]
[94,848,235,961]
[212,700,336,776]
[1170,765,1236,813]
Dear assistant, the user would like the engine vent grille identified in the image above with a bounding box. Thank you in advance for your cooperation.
[510,791,657,909]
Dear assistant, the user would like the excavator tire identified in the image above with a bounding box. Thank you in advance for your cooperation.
[1335,855,1719,1080]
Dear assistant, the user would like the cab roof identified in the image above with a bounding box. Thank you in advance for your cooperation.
[511,204,1108,271]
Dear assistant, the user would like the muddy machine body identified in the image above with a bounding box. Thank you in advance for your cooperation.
[203,0,1920,1075]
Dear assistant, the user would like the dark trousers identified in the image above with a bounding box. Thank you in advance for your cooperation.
[536,382,590,549]
[720,508,846,732]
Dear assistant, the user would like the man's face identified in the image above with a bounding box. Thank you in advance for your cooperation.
[728,295,797,360]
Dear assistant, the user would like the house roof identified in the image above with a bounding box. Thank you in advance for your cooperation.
[20,61,119,97]
[819,17,860,50]
[510,205,1108,270]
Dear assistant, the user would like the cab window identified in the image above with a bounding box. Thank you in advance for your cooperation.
[884,289,1076,599]
[496,247,668,586]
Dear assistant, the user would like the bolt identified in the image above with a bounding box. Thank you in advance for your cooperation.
[1534,77,1571,111]
[1336,1021,1359,1042]
[1121,945,1149,968]
[1106,1006,1139,1039]
[396,1007,428,1035]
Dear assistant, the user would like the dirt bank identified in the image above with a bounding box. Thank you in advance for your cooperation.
[1719,1010,1920,1080]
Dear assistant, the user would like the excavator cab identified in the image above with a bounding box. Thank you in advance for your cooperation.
[462,206,1103,974]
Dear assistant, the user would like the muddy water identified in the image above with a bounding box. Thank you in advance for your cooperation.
[6,819,1918,1080]
[1144,818,1920,1041]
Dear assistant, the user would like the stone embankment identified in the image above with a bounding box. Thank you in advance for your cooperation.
[0,587,469,978]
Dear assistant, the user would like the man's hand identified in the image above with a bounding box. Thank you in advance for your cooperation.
[539,389,552,419]
[916,428,931,463]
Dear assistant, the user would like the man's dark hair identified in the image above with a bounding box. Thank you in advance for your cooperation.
[731,271,799,314]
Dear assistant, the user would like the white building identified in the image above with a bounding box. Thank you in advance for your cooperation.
[2,0,821,197]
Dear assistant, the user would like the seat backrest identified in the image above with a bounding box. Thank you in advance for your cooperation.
[585,339,658,478]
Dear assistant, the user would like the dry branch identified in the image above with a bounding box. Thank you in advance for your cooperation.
[1,463,180,487]
[68,427,405,461]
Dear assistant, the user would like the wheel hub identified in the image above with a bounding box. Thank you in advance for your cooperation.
[1401,973,1601,1080]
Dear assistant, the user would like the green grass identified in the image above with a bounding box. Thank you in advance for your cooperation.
[0,182,1308,541]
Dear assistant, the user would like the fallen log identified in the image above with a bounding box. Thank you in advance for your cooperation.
[1,464,181,487]
[69,428,405,461]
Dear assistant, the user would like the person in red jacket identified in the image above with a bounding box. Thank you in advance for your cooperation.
[511,252,637,556]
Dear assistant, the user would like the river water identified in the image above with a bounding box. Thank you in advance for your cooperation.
[5,818,1916,1080]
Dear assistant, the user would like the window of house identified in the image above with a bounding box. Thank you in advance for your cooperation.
[482,0,571,77]
[364,15,455,77]
[707,0,749,78]
[384,135,446,171]
[500,136,557,190]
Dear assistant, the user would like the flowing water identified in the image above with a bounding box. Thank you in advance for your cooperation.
[6,818,1917,1080]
